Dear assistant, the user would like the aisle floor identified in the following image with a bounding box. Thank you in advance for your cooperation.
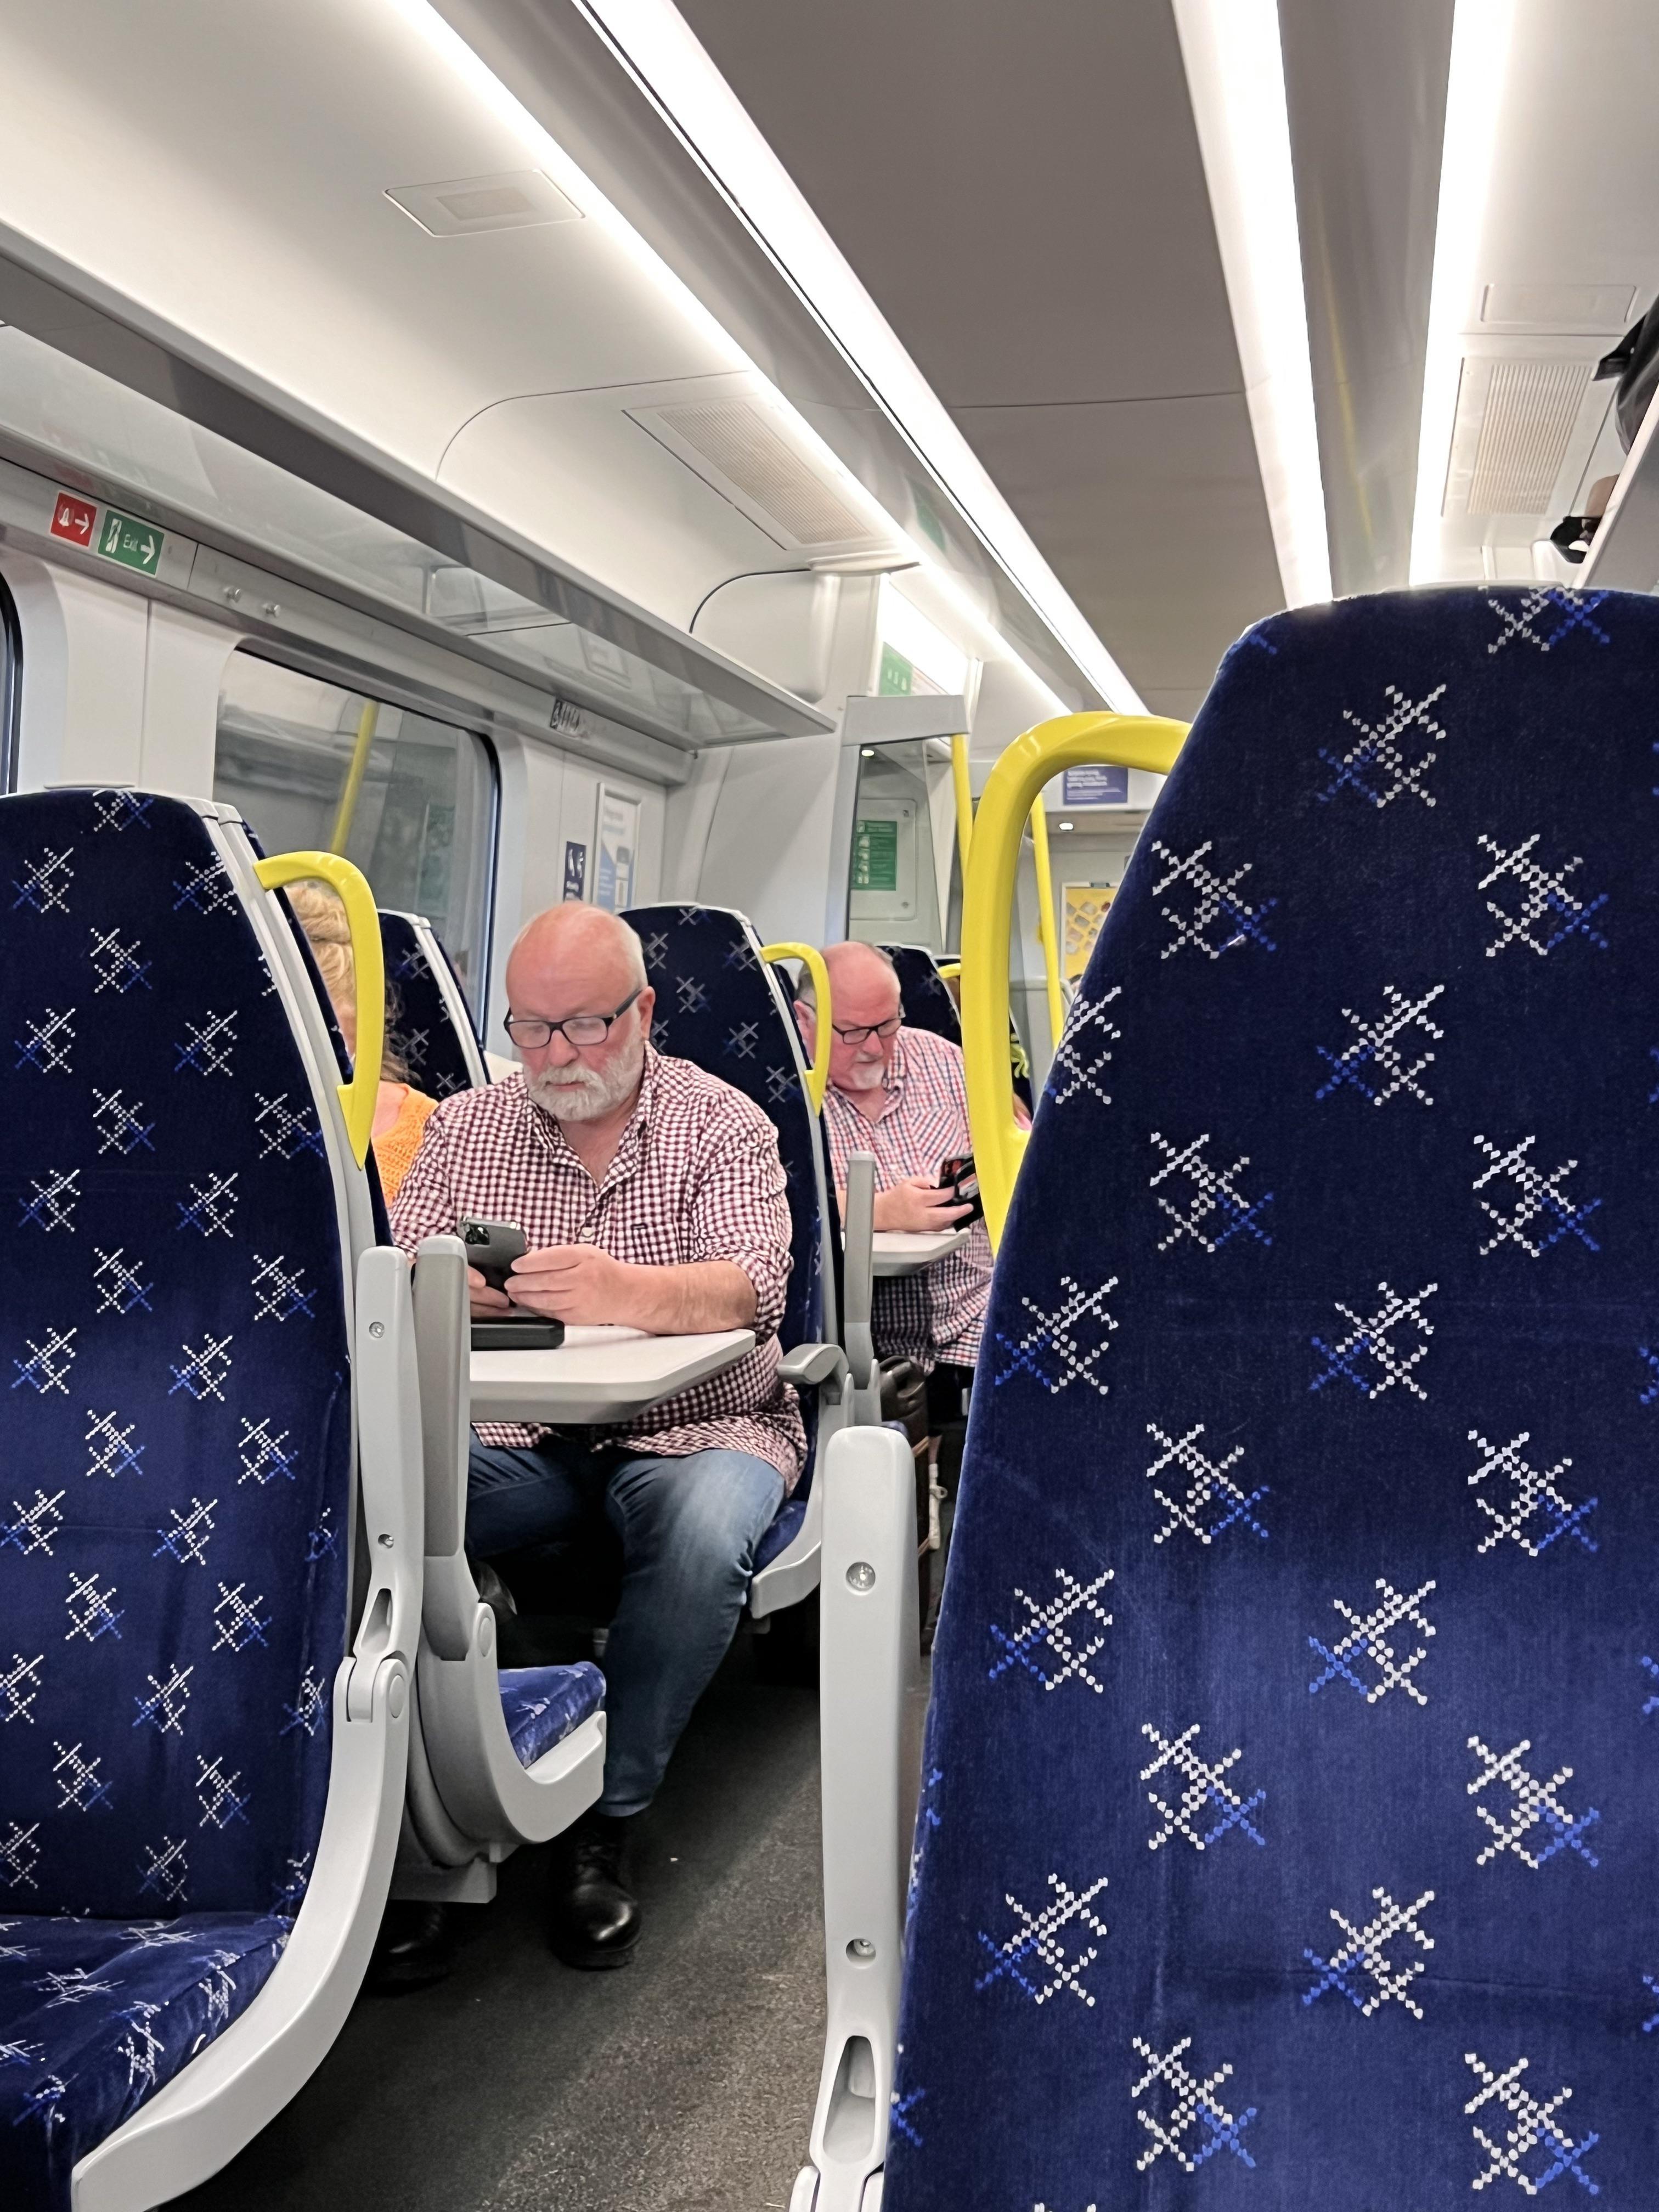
[181,1635,823,2212]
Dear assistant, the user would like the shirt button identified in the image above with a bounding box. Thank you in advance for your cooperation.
[578,1227,595,1244]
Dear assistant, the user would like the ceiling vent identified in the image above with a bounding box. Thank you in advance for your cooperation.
[633,397,873,550]
[386,172,582,236]
[1450,358,1594,517]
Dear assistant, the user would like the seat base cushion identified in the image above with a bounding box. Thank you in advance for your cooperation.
[753,1497,807,1575]
[498,1662,605,1769]
[0,1911,289,2212]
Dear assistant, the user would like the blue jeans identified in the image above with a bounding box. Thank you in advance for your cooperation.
[466,1438,785,1816]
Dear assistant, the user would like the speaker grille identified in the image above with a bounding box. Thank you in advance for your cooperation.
[1465,359,1593,516]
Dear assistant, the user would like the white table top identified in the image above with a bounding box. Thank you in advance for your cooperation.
[870,1228,972,1277]
[469,1324,756,1426]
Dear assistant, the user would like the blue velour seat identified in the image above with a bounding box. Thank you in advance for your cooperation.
[0,790,416,2211]
[379,909,487,1098]
[623,903,843,1599]
[887,587,1659,2207]
[881,944,962,1047]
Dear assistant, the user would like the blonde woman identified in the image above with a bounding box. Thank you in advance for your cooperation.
[287,881,437,1202]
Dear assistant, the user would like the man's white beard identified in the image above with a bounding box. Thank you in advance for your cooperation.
[842,1056,885,1091]
[528,1032,645,1122]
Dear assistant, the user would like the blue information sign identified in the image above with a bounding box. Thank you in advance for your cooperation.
[1061,765,1129,807]
[562,840,588,901]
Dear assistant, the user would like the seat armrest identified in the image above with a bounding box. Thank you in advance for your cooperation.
[347,1246,424,1722]
[413,1234,478,1661]
[780,1340,849,1390]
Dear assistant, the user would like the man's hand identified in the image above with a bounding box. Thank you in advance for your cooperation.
[872,1176,973,1234]
[468,1266,512,1317]
[507,1244,633,1327]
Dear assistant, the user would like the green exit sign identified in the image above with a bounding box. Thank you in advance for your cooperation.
[97,509,163,575]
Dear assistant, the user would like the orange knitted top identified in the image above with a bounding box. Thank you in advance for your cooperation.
[373,1085,438,1204]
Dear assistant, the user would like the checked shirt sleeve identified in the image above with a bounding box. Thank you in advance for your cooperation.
[685,1101,793,1340]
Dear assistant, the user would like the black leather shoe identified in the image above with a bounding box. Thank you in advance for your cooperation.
[548,1812,640,1969]
[365,1901,456,1993]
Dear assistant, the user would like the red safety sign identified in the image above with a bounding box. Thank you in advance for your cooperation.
[49,492,97,547]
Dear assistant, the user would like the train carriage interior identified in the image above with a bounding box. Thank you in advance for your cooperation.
[2,2,1659,2208]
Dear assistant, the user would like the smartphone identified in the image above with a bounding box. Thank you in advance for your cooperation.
[458,1217,566,1350]
[936,1154,984,1226]
[459,1216,527,1291]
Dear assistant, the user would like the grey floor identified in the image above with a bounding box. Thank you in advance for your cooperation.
[181,1634,823,2212]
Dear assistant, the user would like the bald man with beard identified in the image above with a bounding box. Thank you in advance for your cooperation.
[389,902,802,1974]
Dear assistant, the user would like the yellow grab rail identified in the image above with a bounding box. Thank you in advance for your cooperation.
[760,940,832,1113]
[950,732,974,874]
[1028,795,1065,1049]
[327,699,380,855]
[962,713,1187,1249]
[255,850,385,1168]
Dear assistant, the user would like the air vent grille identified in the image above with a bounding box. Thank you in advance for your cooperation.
[1465,359,1593,515]
[650,399,867,547]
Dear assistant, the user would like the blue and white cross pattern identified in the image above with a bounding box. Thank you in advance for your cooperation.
[174,1012,236,1077]
[88,925,151,995]
[1468,1430,1598,1556]
[1148,1131,1272,1252]
[1130,2035,1256,2174]
[1047,986,1121,1111]
[12,845,74,914]
[1310,1279,1437,1400]
[1144,1423,1267,1546]
[1308,1577,1437,1705]
[1150,839,1277,960]
[991,1275,1118,1396]
[1641,1656,1659,1718]
[12,1324,77,1396]
[1314,982,1445,1107]
[1464,2053,1600,2196]
[986,1565,1114,1693]
[1483,583,1612,656]
[16,1006,75,1075]
[1473,1135,1601,1257]
[1476,833,1609,960]
[1140,1723,1266,1853]
[1468,1735,1600,1870]
[1316,682,1449,810]
[1302,1885,1435,2017]
[974,1871,1109,2008]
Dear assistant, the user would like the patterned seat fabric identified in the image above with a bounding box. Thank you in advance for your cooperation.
[623,905,825,1361]
[498,1662,605,1770]
[881,945,962,1047]
[379,910,484,1101]
[889,587,1659,2207]
[0,791,352,2212]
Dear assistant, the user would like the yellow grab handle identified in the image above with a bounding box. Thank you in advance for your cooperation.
[962,713,1187,1250]
[1028,795,1065,1049]
[256,850,385,1169]
[760,940,832,1113]
[950,733,974,874]
[936,961,961,983]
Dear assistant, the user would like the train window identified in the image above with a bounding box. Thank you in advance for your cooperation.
[213,651,497,1017]
[0,568,19,793]
[848,736,956,950]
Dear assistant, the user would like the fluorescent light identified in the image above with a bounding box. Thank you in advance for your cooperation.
[1410,0,1517,583]
[1172,0,1330,607]
[562,0,1145,709]
[1058,820,1074,831]
[880,579,970,696]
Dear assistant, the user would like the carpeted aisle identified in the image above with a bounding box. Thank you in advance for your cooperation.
[179,1634,823,2212]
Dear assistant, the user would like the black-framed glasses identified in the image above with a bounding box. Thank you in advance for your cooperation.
[831,1014,902,1046]
[505,989,642,1051]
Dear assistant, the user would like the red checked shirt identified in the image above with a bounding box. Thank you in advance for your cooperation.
[820,1025,993,1374]
[390,1049,806,1487]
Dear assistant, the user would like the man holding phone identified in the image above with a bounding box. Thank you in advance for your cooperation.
[391,901,801,1972]
[793,941,995,1427]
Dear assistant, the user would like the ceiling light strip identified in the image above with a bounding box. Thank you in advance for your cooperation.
[562,0,1144,710]
[1172,0,1330,609]
[1409,0,1518,585]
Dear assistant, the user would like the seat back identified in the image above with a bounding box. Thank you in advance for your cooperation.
[889,587,1659,2207]
[379,909,487,1099]
[624,902,834,1355]
[882,943,962,1046]
[0,791,356,1919]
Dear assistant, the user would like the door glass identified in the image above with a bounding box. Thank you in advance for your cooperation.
[213,651,496,1017]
